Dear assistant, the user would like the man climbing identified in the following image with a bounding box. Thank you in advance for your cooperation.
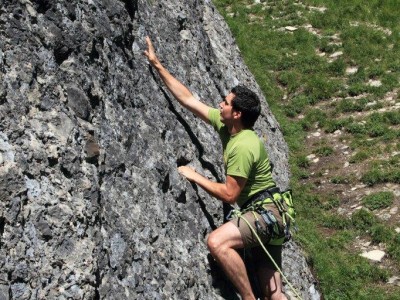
[144,36,288,300]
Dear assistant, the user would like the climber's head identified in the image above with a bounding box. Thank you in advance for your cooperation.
[230,85,261,129]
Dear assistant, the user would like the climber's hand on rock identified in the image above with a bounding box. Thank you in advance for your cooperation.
[178,166,197,182]
[143,36,159,66]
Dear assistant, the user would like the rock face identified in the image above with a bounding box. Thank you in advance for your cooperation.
[0,0,319,299]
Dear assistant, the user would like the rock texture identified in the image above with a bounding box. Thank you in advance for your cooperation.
[0,0,319,299]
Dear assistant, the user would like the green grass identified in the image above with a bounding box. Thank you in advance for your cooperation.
[362,191,394,210]
[330,175,353,184]
[361,158,400,185]
[349,150,370,163]
[315,145,334,157]
[335,97,370,113]
[213,0,400,298]
[351,208,377,231]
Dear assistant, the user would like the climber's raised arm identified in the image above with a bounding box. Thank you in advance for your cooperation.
[143,36,211,123]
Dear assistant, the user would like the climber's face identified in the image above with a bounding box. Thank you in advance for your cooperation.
[219,93,240,124]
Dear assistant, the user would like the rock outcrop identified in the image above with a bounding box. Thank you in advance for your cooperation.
[0,0,319,299]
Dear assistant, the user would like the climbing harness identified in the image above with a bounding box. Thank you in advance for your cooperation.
[233,187,297,243]
[229,187,303,299]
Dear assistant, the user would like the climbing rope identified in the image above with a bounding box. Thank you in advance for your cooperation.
[238,215,304,300]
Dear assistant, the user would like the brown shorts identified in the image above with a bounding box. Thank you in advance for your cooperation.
[229,204,284,269]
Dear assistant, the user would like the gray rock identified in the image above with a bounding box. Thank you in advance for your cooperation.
[66,85,91,120]
[0,0,318,299]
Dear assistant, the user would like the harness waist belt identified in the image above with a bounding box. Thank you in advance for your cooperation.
[241,186,280,211]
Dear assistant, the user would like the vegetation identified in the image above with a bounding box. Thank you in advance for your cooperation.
[213,0,400,298]
[362,192,394,210]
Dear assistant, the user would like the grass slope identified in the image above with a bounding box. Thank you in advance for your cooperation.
[213,0,400,299]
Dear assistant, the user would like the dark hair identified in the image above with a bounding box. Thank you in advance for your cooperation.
[231,85,261,128]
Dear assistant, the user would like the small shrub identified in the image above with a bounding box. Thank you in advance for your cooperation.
[297,169,310,179]
[384,111,400,125]
[367,65,385,78]
[362,191,394,210]
[348,67,367,84]
[300,118,313,131]
[361,168,385,186]
[350,138,376,149]
[328,58,346,76]
[349,151,369,163]
[389,169,400,183]
[322,214,351,230]
[284,105,298,118]
[370,224,394,244]
[305,108,327,124]
[281,121,303,138]
[301,109,328,130]
[382,73,399,90]
[362,168,399,186]
[368,112,383,123]
[301,193,322,210]
[331,175,349,184]
[388,155,400,166]
[349,258,389,282]
[304,75,340,101]
[326,231,353,249]
[348,83,368,97]
[277,71,301,93]
[324,118,349,133]
[351,209,376,231]
[321,196,341,210]
[336,98,367,113]
[315,145,334,157]
[382,129,397,141]
[319,40,338,54]
[365,122,387,138]
[345,122,366,135]
[296,155,310,168]
[387,234,400,262]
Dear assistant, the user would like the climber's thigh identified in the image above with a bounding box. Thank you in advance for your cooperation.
[229,209,277,248]
[207,221,245,250]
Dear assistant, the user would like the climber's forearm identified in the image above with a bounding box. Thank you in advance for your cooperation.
[152,61,195,108]
[191,174,237,205]
[151,60,211,123]
[178,166,246,205]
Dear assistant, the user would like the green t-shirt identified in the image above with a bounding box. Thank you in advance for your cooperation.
[208,108,276,207]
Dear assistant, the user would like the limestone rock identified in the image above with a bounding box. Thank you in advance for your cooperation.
[361,250,386,262]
